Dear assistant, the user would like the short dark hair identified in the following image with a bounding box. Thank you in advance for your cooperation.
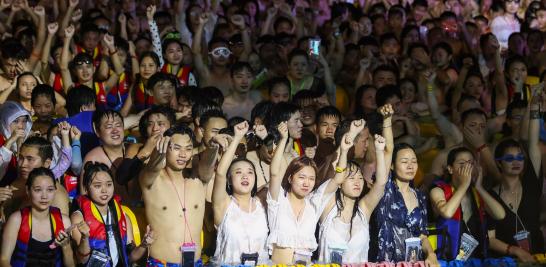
[446,146,474,167]
[161,38,183,55]
[92,109,124,134]
[376,84,402,107]
[65,85,96,116]
[199,86,224,106]
[21,136,53,161]
[461,108,487,124]
[230,61,253,77]
[26,167,56,190]
[164,124,196,144]
[139,51,160,66]
[266,102,300,130]
[380,32,398,45]
[139,106,177,138]
[506,100,527,119]
[251,101,274,125]
[432,41,453,55]
[31,84,57,106]
[191,99,222,121]
[147,72,178,92]
[315,106,341,125]
[199,109,227,127]
[505,55,527,72]
[373,65,399,83]
[287,49,309,64]
[267,76,290,96]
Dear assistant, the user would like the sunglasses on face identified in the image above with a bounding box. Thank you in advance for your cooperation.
[210,47,232,58]
[74,59,92,66]
[496,153,524,162]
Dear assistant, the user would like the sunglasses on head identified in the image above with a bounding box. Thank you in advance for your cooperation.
[496,153,524,162]
[210,47,232,58]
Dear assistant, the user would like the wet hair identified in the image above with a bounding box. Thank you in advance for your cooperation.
[21,136,53,161]
[373,65,399,83]
[26,167,56,190]
[460,108,487,124]
[266,102,300,130]
[281,156,318,192]
[82,161,113,190]
[376,84,402,107]
[226,158,258,196]
[16,72,37,94]
[138,106,177,138]
[335,161,365,236]
[31,84,56,106]
[251,101,274,125]
[228,117,247,129]
[315,106,341,125]
[230,61,253,77]
[164,124,196,144]
[208,37,229,50]
[92,109,124,134]
[199,109,227,128]
[139,51,161,66]
[147,72,179,92]
[1,39,28,60]
[65,85,96,116]
[293,89,320,106]
[191,99,222,121]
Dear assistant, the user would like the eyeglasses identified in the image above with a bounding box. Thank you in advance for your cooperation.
[210,47,232,58]
[496,153,524,162]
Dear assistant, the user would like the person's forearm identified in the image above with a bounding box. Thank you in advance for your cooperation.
[436,185,468,218]
[77,237,91,263]
[52,146,72,179]
[476,186,505,220]
[129,245,148,262]
[116,157,143,185]
[322,65,336,105]
[148,20,164,67]
[58,6,75,38]
[71,140,82,175]
[197,146,219,183]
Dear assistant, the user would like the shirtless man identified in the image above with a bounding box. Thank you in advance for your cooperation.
[82,110,125,192]
[140,125,211,265]
[193,13,251,95]
[1,136,70,217]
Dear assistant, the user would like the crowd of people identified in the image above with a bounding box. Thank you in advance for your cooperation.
[0,0,545,265]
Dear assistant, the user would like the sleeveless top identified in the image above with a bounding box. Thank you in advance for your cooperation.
[214,197,269,264]
[267,180,334,254]
[318,204,369,263]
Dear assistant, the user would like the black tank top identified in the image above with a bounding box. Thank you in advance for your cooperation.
[26,237,56,267]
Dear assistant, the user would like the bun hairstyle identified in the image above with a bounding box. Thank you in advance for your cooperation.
[82,161,113,190]
[26,167,56,190]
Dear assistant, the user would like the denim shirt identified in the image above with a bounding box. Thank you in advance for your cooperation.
[369,175,428,262]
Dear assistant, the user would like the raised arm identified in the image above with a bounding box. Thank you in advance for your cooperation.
[474,166,505,220]
[213,121,249,225]
[269,122,289,201]
[261,7,277,36]
[317,53,336,105]
[378,104,394,172]
[430,163,472,219]
[58,0,78,39]
[192,13,210,80]
[326,119,366,194]
[28,5,46,71]
[139,136,170,188]
[360,134,387,220]
[528,93,541,176]
[102,34,124,92]
[40,22,59,82]
[60,25,75,93]
[146,5,164,68]
[452,58,472,119]
[231,15,252,61]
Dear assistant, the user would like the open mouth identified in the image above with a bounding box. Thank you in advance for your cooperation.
[100,195,109,201]
[241,181,249,186]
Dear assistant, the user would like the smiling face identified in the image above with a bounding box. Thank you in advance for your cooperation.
[87,171,114,206]
[165,42,184,65]
[289,165,316,198]
[166,134,193,171]
[95,115,124,147]
[28,175,56,211]
[139,56,158,79]
[229,160,256,196]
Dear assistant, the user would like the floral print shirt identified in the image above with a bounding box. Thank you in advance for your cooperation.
[369,175,428,262]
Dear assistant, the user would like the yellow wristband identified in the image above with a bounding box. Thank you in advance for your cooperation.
[335,167,346,173]
[427,85,434,91]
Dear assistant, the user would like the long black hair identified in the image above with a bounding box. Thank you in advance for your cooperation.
[335,161,366,236]
[226,157,258,197]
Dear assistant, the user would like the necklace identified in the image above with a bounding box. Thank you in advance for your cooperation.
[501,182,521,211]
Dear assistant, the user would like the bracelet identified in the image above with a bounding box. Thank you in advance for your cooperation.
[427,85,434,92]
[335,166,346,173]
[476,143,487,153]
[530,110,540,119]
[109,49,118,56]
[77,249,91,257]
[506,245,512,255]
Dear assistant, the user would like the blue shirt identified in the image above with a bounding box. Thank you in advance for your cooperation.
[54,111,98,157]
[369,175,428,262]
